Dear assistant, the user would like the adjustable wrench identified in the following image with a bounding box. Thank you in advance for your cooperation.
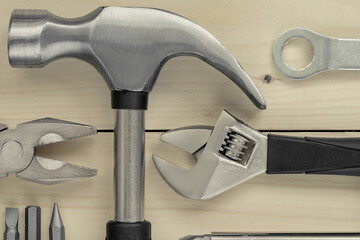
[272,28,360,79]
[8,7,266,240]
[154,110,360,200]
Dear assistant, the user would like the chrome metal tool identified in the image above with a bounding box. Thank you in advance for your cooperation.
[0,118,97,184]
[26,206,41,240]
[153,110,360,200]
[49,203,65,240]
[273,27,360,79]
[181,233,360,240]
[8,7,266,240]
[4,208,19,240]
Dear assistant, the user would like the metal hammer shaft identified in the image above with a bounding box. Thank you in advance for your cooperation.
[107,93,150,240]
[115,110,145,222]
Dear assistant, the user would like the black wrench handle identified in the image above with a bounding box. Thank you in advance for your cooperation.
[266,134,360,176]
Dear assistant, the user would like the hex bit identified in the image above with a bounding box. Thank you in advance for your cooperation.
[26,206,41,240]
[49,203,65,240]
[4,208,19,240]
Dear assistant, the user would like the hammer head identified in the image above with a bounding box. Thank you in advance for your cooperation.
[8,7,266,109]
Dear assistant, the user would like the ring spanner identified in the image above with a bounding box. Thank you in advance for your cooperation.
[273,27,360,79]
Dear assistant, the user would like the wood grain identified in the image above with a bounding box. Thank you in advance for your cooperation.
[0,1,360,240]
[0,0,359,130]
[0,132,358,240]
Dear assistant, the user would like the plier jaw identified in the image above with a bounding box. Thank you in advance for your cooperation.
[0,118,97,184]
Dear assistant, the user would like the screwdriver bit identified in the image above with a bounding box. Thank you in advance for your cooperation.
[49,203,65,240]
[26,206,41,240]
[4,208,19,240]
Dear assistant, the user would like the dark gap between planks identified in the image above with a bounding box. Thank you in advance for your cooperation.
[97,129,360,133]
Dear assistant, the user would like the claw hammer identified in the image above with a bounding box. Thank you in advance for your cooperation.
[8,7,266,240]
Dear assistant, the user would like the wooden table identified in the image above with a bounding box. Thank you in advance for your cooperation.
[1,0,360,239]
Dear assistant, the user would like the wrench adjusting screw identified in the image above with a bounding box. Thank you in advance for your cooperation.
[219,131,254,165]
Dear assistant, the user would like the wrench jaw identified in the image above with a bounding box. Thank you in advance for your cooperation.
[153,126,214,199]
[153,110,268,200]
[160,126,213,155]
[153,155,210,199]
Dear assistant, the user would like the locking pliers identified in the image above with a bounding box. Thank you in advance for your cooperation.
[0,118,97,184]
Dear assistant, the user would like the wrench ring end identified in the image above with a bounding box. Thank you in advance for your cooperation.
[272,27,321,80]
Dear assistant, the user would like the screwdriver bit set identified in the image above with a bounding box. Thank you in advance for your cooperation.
[1,4,360,240]
[5,204,64,240]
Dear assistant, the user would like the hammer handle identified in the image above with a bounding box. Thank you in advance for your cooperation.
[106,221,151,240]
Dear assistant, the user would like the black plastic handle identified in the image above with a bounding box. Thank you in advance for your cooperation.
[267,134,360,176]
[106,220,151,240]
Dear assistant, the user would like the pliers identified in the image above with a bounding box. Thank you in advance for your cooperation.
[153,110,360,200]
[0,118,97,184]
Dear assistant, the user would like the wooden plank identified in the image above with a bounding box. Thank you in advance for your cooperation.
[0,132,359,240]
[0,0,360,130]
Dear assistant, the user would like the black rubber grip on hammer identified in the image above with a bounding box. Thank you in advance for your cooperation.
[267,134,360,176]
[111,91,148,110]
[106,220,151,240]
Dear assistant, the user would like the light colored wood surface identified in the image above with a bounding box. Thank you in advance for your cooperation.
[0,1,360,240]
[0,0,360,130]
[0,132,359,240]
